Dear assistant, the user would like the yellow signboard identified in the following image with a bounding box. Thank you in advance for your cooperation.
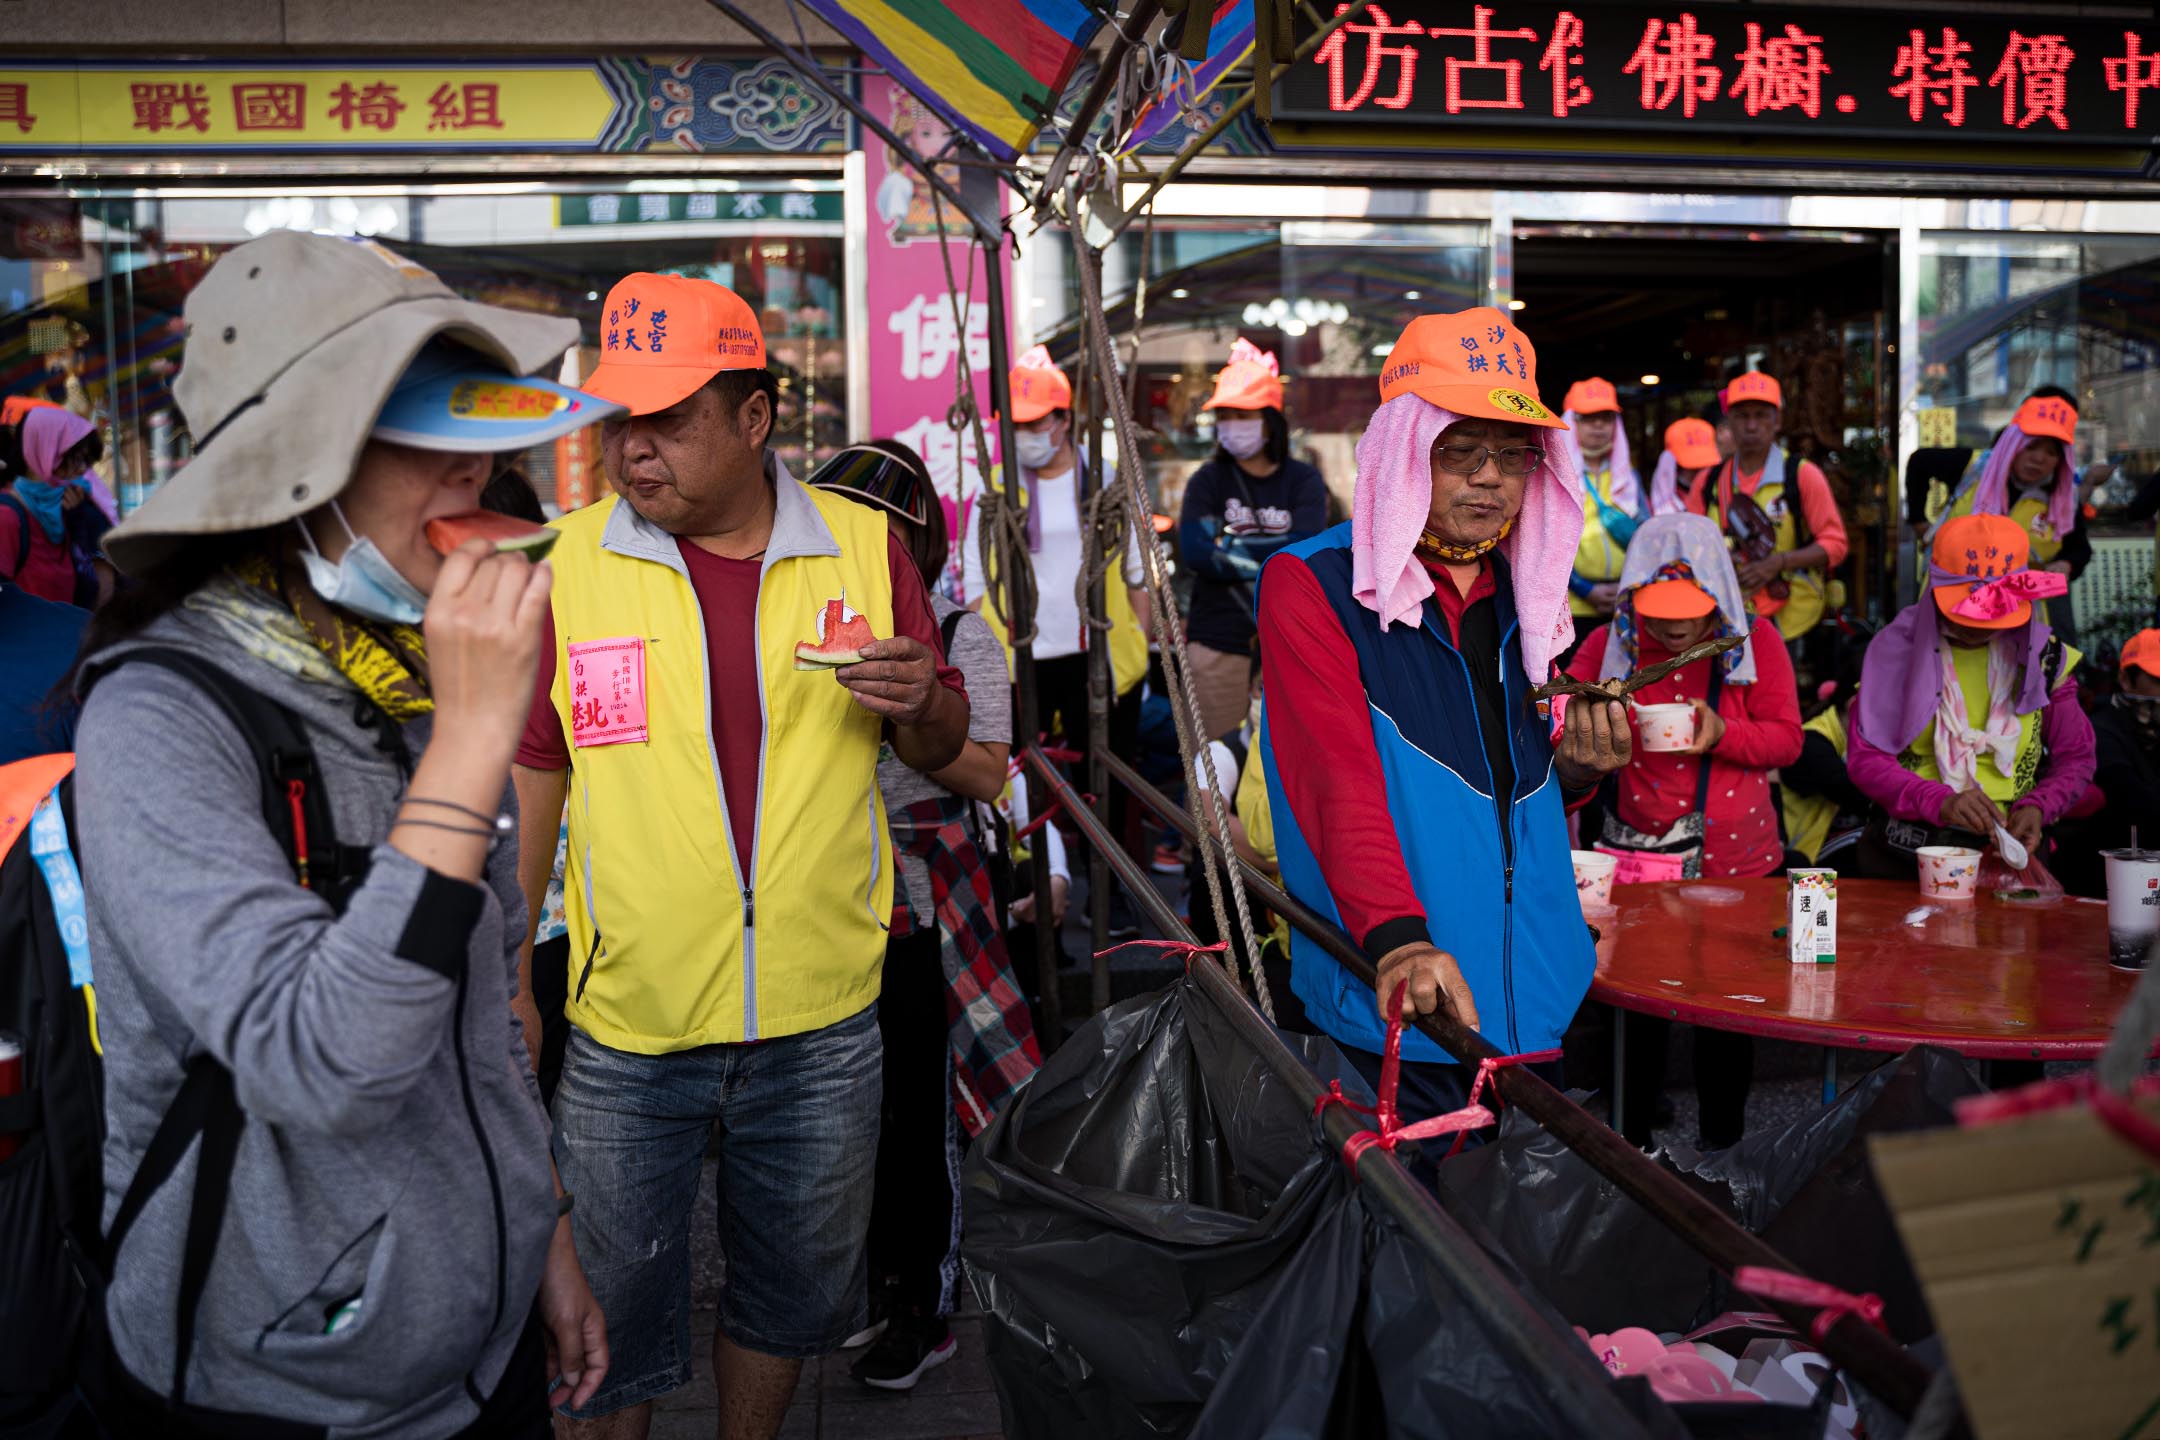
[0,65,620,150]
[1917,406,1959,449]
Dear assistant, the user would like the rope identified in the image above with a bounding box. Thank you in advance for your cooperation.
[928,182,1036,647]
[1066,187,1275,1021]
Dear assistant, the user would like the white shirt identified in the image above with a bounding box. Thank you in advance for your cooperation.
[959,455,1143,663]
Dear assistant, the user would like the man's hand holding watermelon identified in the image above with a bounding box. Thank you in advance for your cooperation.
[838,636,967,769]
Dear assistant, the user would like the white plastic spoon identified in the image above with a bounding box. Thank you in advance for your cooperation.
[1993,822,2029,871]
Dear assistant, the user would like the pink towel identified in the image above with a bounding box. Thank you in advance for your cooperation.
[1350,394,1585,684]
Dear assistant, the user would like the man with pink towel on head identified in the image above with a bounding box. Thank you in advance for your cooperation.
[1256,308,1633,1170]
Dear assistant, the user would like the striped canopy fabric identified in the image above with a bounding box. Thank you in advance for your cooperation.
[1121,0,1253,154]
[802,0,1104,162]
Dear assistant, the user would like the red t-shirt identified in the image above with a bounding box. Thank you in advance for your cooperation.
[518,529,965,869]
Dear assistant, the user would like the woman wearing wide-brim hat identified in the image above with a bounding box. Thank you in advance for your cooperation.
[70,231,621,1437]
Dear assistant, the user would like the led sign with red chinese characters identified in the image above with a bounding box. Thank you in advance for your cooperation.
[1274,3,2159,144]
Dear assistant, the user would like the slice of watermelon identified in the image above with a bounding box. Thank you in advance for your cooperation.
[425,510,559,563]
[794,596,880,670]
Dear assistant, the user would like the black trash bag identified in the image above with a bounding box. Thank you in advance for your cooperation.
[1439,1105,1735,1337]
[1674,1045,1983,1343]
[966,976,1696,1440]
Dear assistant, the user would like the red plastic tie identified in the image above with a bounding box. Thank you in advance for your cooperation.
[1037,744,1085,766]
[1956,1074,2160,1164]
[1445,1045,1564,1159]
[1094,938,1226,971]
[285,779,312,890]
[1733,1266,1887,1344]
[1331,982,1495,1178]
[1014,791,1094,842]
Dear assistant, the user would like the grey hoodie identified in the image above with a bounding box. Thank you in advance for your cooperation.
[73,582,556,1439]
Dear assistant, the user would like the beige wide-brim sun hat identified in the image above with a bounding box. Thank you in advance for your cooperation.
[105,230,580,575]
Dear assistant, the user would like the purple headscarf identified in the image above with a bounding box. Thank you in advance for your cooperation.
[21,405,94,482]
[1971,423,2076,544]
[1854,556,2058,757]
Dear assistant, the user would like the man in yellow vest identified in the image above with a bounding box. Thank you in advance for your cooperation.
[1683,371,1848,643]
[512,273,969,1440]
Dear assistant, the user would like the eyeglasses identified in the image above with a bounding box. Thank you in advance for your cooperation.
[805,444,931,526]
[1433,442,1545,477]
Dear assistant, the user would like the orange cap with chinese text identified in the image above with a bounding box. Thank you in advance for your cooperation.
[582,272,766,417]
[2121,628,2160,681]
[1664,417,1722,470]
[1931,514,2036,631]
[1377,308,1565,429]
[1009,345,1072,423]
[2012,393,2077,445]
[1724,371,1783,411]
[1562,377,1620,415]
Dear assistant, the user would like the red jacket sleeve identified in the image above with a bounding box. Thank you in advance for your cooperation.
[1257,556,1428,960]
[1796,461,1848,568]
[1714,621,1804,769]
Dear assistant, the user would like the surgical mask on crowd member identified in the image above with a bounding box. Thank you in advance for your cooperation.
[297,501,430,626]
[2114,691,2160,749]
[1015,425,1063,472]
[1217,416,1266,460]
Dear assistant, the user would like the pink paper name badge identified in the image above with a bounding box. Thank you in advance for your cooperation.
[567,637,649,748]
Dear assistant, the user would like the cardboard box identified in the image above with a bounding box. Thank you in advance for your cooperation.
[1870,1092,2160,1439]
[1787,869,1837,964]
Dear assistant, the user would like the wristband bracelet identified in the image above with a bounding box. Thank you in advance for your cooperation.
[391,816,500,847]
[404,796,514,837]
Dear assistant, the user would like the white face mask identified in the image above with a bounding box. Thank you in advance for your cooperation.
[297,502,429,627]
[1015,426,1062,472]
[1216,416,1267,460]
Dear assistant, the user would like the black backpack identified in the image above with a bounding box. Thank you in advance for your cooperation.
[0,648,371,1438]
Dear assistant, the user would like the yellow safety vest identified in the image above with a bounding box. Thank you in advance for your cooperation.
[1945,484,2067,567]
[543,474,895,1052]
[978,463,1148,704]
[1691,457,1828,641]
[1569,468,1629,618]
[1779,705,1847,865]
[1903,640,2081,804]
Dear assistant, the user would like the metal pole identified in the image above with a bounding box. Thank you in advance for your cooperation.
[982,228,1062,1055]
[1105,750,1935,1420]
[1107,0,1378,240]
[1035,0,1165,221]
[1075,248,1115,1005]
[96,201,126,504]
[1022,746,1659,1440]
[1612,1008,1628,1133]
[1822,1047,1839,1106]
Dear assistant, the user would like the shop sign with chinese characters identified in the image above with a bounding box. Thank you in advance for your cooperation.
[0,63,634,151]
[556,191,842,227]
[1274,3,2160,146]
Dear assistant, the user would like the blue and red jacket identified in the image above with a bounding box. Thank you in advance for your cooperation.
[1256,523,1593,1063]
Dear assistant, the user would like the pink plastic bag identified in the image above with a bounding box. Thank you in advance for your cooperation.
[1978,848,2064,903]
[1594,843,1690,885]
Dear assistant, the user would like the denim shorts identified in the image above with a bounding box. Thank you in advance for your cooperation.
[549,1005,882,1417]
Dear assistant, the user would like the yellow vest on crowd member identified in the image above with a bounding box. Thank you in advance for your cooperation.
[1944,483,2067,567]
[1691,455,1828,641]
[1902,640,2081,805]
[1233,731,1291,955]
[1780,705,1847,864]
[978,462,1148,701]
[543,468,896,1053]
[1569,467,1629,618]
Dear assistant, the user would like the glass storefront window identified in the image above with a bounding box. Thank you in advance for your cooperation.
[0,187,846,519]
[1026,216,1489,518]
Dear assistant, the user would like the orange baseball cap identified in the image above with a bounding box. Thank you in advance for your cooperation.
[1563,377,1619,415]
[1010,345,1072,423]
[1633,577,1718,620]
[1665,417,1722,469]
[2121,628,2160,680]
[582,272,765,416]
[1204,339,1284,411]
[1724,371,1782,410]
[2013,393,2077,445]
[1931,514,2036,630]
[1377,307,1564,429]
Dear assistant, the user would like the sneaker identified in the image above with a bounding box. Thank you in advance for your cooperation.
[841,1283,896,1349]
[1150,842,1185,875]
[1107,892,1142,940]
[851,1314,955,1392]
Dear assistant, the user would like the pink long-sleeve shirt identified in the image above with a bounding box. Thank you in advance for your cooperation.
[1848,674,2096,826]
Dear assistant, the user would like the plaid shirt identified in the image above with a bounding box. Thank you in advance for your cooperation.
[888,796,1042,1135]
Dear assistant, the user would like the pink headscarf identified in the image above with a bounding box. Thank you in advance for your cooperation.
[1971,424,2076,545]
[1560,408,1638,514]
[1350,393,1585,685]
[21,405,94,483]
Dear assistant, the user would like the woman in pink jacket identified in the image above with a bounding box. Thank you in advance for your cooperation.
[1565,512,1802,1148]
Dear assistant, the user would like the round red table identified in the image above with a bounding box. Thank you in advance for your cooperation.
[1588,877,2143,1114]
